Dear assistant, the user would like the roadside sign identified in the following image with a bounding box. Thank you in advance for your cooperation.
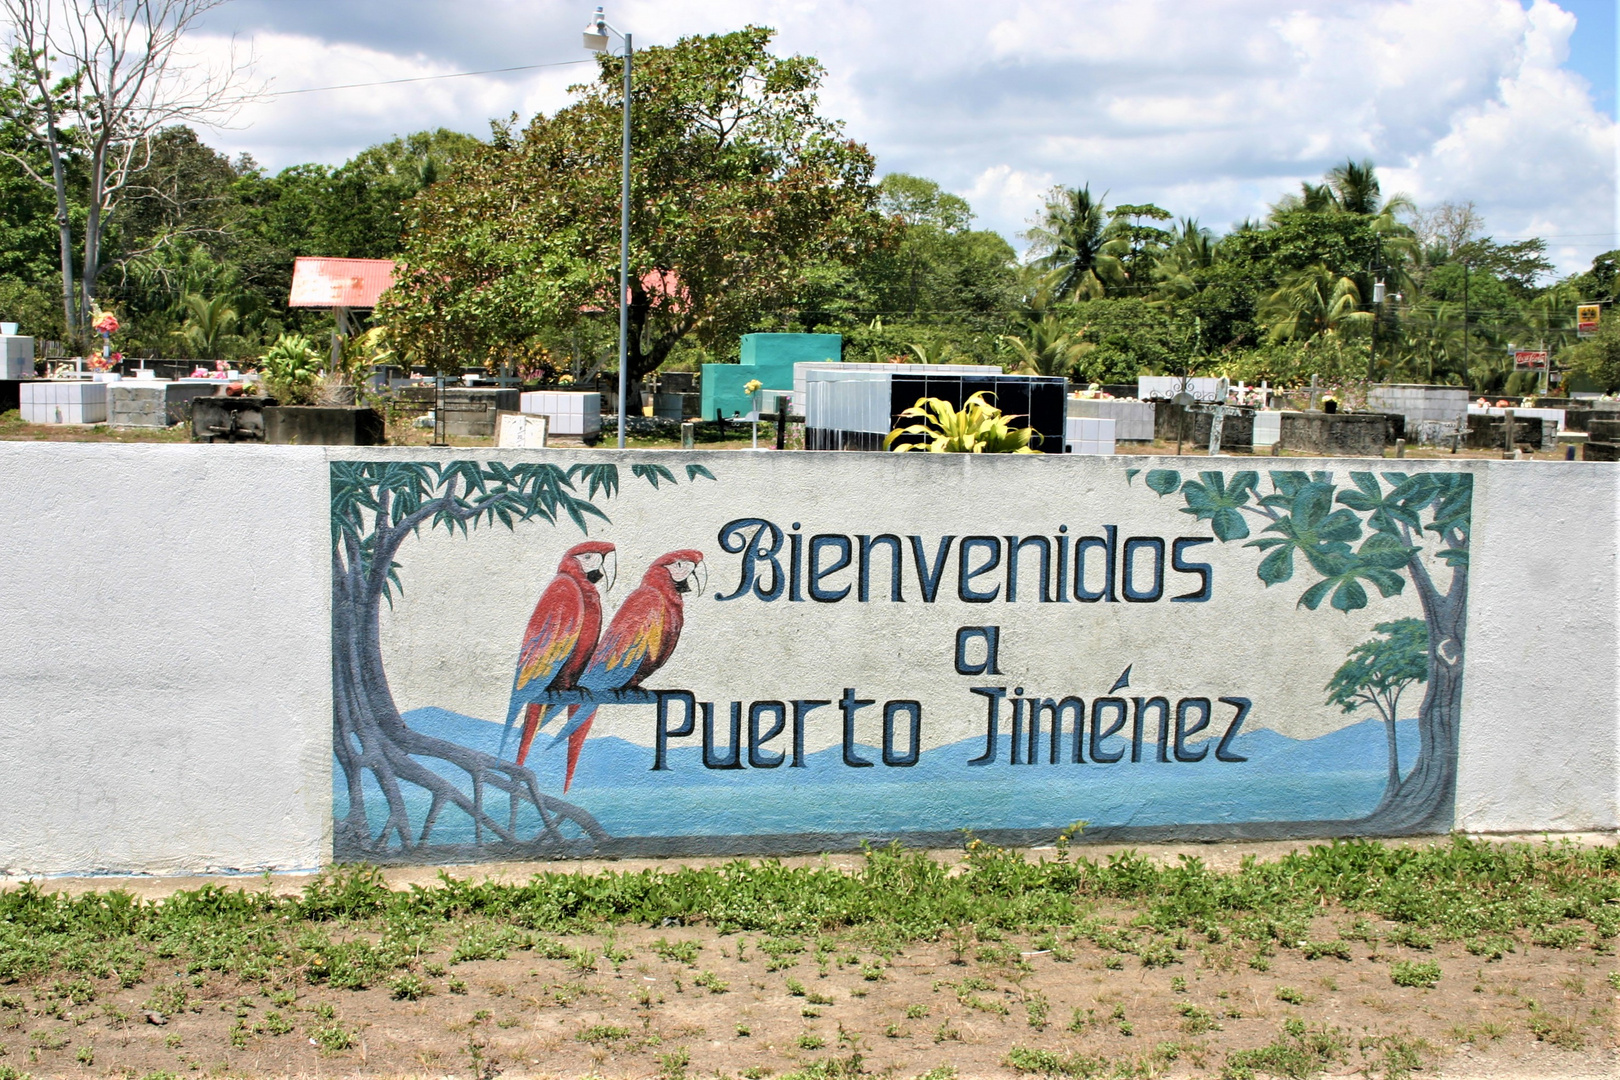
[1577,304,1601,339]
[1513,351,1549,370]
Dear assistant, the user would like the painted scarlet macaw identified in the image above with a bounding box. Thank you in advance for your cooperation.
[548,549,707,791]
[501,540,617,766]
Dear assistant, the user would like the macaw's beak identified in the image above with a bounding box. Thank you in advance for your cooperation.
[674,559,707,597]
[584,551,617,592]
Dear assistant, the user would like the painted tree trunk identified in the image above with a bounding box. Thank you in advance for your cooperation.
[331,523,607,858]
[1360,556,1466,834]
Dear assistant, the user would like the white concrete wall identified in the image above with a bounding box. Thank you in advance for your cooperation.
[1456,461,1620,832]
[0,445,1614,876]
[0,443,333,875]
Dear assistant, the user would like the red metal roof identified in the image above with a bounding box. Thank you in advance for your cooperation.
[288,257,397,308]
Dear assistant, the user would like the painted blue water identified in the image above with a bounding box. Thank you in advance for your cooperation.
[334,708,1421,846]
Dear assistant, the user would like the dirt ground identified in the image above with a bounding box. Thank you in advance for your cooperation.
[4,914,1613,1079]
[4,837,1616,1080]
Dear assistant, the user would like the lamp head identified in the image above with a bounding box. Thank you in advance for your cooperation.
[583,6,609,51]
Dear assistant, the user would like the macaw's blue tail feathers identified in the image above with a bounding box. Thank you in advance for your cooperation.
[548,704,594,747]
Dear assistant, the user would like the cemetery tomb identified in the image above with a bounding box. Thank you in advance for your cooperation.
[440,388,519,437]
[108,380,219,427]
[701,332,841,421]
[802,365,1067,451]
[1252,411,1282,447]
[1469,405,1563,449]
[1366,384,1468,444]
[1279,411,1389,456]
[1066,396,1154,441]
[19,381,107,425]
[1153,403,1255,451]
[1137,375,1227,401]
[1064,415,1117,455]
[519,391,602,436]
[0,333,33,380]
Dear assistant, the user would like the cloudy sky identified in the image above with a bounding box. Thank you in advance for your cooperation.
[192,0,1617,276]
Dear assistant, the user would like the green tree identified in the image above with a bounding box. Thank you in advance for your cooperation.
[1567,315,1620,391]
[1025,185,1127,300]
[857,173,1017,319]
[1260,264,1372,343]
[999,314,1090,377]
[1151,218,1216,300]
[381,27,884,378]
[1068,297,1189,382]
[172,291,236,358]
[1107,202,1172,292]
[1326,619,1428,803]
[1130,468,1469,833]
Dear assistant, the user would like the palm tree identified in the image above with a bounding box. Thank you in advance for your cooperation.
[1395,302,1469,384]
[1274,159,1416,243]
[1152,218,1217,300]
[1261,264,1374,343]
[174,293,239,359]
[1024,185,1128,300]
[999,315,1092,378]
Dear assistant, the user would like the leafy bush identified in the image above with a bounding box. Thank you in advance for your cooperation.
[257,334,323,405]
[885,391,1041,453]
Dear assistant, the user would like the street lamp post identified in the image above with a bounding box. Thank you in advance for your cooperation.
[583,6,632,448]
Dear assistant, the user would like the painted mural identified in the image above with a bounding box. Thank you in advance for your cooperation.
[329,457,1469,862]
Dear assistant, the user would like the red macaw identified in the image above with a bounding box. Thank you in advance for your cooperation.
[501,540,617,765]
[549,549,707,791]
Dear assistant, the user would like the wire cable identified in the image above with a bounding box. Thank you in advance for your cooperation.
[265,58,595,98]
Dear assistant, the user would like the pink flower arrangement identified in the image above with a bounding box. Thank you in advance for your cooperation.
[92,312,119,335]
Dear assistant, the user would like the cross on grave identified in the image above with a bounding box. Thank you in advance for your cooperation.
[1203,403,1246,456]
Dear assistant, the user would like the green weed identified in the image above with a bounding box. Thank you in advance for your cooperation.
[308,1023,353,1052]
[389,973,431,1000]
[1179,1003,1221,1035]
[1389,961,1440,989]
[1221,1019,1348,1079]
[694,970,729,994]
[1275,986,1305,1004]
[577,1024,630,1044]
[652,938,701,965]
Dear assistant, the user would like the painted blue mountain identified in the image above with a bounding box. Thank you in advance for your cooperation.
[335,705,1420,847]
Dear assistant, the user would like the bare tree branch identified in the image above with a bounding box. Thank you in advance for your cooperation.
[1,0,260,338]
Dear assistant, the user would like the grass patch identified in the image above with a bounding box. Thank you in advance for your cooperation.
[1221,1019,1348,1079]
[1389,961,1441,989]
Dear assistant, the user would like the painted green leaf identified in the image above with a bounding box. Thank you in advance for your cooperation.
[1125,468,1142,486]
[1178,472,1255,540]
[1331,578,1369,612]
[1145,469,1181,495]
[1298,578,1336,610]
[1256,544,1294,585]
[1211,508,1247,541]
[632,463,677,489]
[685,463,717,481]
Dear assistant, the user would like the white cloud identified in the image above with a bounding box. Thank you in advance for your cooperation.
[190,0,1616,274]
[962,165,1055,235]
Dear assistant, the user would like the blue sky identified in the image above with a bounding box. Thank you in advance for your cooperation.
[192,0,1617,276]
[1556,0,1615,119]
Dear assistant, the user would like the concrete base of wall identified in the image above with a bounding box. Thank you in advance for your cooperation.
[1279,411,1387,455]
[265,406,385,446]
